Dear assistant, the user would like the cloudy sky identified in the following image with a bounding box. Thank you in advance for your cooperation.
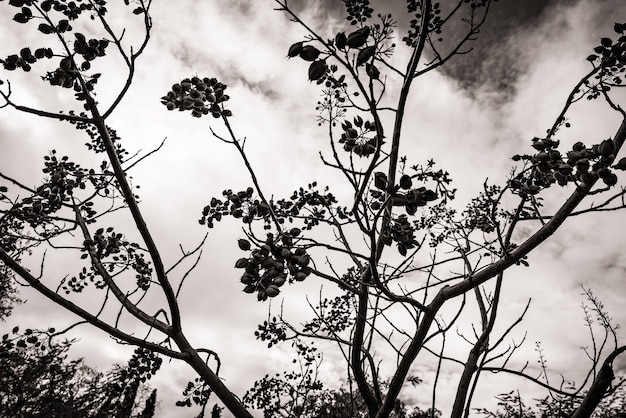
[1,0,625,416]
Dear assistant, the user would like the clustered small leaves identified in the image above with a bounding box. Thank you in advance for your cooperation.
[255,316,287,348]
[161,76,231,118]
[462,184,502,234]
[314,66,348,125]
[5,151,86,228]
[343,0,373,25]
[235,232,312,301]
[338,116,380,157]
[201,183,345,235]
[510,137,624,197]
[121,347,162,384]
[274,182,346,230]
[176,377,211,408]
[370,171,438,215]
[302,293,355,334]
[200,187,269,228]
[288,24,383,84]
[75,122,129,164]
[78,228,152,292]
[1,326,56,350]
[1,0,110,107]
[586,23,626,71]
[243,340,324,417]
[404,1,443,47]
[62,265,104,294]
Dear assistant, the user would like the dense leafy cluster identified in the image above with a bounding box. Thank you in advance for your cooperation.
[301,293,355,334]
[76,227,152,292]
[255,316,287,348]
[0,327,157,418]
[383,214,418,256]
[235,233,312,301]
[586,22,626,89]
[201,183,345,234]
[343,0,373,25]
[404,1,443,47]
[5,0,109,21]
[0,46,53,72]
[462,184,502,234]
[338,116,380,157]
[371,171,438,215]
[0,0,113,105]
[274,183,345,230]
[160,76,231,118]
[3,151,86,229]
[510,137,626,198]
[122,347,162,385]
[200,187,268,227]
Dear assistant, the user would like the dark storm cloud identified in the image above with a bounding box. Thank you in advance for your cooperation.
[294,0,583,98]
[435,0,576,96]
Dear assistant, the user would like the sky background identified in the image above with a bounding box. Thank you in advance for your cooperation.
[1,0,626,417]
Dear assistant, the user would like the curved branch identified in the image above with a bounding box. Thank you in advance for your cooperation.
[570,345,626,418]
[0,247,184,359]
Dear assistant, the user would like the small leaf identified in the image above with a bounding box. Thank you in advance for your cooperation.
[613,157,626,170]
[132,7,144,14]
[399,174,412,190]
[266,285,280,297]
[234,258,249,268]
[335,32,346,50]
[299,45,320,61]
[374,172,387,190]
[346,26,370,48]
[238,239,251,251]
[243,284,256,294]
[356,45,376,66]
[38,23,55,34]
[57,19,70,33]
[308,59,327,81]
[287,41,303,58]
[365,63,380,79]
[13,13,28,23]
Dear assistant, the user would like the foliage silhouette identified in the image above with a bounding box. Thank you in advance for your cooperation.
[0,0,626,417]
[0,327,158,417]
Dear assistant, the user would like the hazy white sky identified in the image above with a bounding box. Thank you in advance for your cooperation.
[1,0,625,417]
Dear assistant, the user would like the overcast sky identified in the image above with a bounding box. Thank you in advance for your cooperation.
[1,0,625,417]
